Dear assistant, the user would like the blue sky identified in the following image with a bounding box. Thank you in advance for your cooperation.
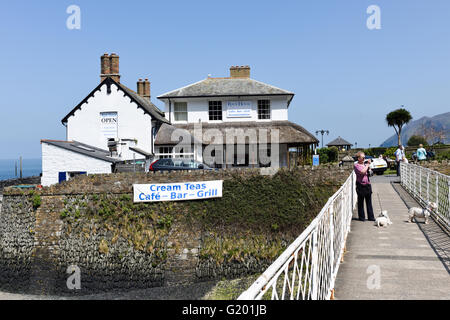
[0,0,449,159]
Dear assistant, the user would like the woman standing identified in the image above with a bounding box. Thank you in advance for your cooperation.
[354,151,375,221]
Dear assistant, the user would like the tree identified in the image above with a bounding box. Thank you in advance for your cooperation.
[385,107,412,146]
[407,135,428,147]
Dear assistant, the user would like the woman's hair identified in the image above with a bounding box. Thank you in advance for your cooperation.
[356,151,365,158]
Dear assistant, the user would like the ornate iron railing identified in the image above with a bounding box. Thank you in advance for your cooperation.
[238,172,357,300]
[400,162,450,232]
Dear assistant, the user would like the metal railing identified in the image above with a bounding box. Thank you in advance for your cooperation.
[238,172,357,300]
[400,162,450,232]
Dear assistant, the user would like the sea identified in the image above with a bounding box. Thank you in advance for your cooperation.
[0,158,42,181]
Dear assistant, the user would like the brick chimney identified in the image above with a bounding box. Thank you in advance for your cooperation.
[230,65,250,78]
[137,78,144,96]
[137,78,150,100]
[143,78,150,100]
[100,53,120,83]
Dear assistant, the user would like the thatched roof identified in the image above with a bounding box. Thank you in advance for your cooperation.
[327,136,353,147]
[155,121,318,145]
[154,123,202,146]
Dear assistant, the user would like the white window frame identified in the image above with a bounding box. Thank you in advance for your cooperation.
[155,145,195,159]
[208,101,223,121]
[173,102,188,122]
[257,100,271,120]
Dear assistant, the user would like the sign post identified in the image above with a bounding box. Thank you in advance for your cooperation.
[313,155,320,166]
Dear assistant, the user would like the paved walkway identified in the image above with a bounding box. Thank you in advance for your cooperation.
[334,175,450,300]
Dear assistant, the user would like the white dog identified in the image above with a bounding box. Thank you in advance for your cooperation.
[408,202,437,224]
[375,210,392,227]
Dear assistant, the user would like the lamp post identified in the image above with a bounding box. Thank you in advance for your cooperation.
[355,142,357,149]
[315,130,329,149]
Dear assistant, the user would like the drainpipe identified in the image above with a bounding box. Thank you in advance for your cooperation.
[168,98,172,123]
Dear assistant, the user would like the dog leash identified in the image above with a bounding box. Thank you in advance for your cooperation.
[377,193,383,211]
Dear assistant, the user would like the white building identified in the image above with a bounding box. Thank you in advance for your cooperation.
[155,66,318,168]
[41,53,169,186]
[41,57,318,186]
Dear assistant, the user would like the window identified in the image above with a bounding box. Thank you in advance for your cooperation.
[174,102,187,121]
[258,100,271,120]
[157,146,173,158]
[155,146,194,159]
[209,101,222,121]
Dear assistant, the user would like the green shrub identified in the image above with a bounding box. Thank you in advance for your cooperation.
[32,194,41,209]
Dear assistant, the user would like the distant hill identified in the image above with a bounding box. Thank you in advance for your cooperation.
[380,112,450,147]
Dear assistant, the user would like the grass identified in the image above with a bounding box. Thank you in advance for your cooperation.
[202,274,260,300]
[384,169,397,175]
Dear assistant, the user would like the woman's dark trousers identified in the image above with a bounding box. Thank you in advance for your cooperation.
[357,193,375,221]
[356,183,375,221]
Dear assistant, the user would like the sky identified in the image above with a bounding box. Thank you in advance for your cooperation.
[0,0,449,159]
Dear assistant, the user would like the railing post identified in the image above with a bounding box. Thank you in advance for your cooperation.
[311,229,319,300]
[328,206,334,298]
[419,167,422,198]
[436,175,439,209]
[427,171,430,203]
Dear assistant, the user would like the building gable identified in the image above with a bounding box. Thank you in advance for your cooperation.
[62,77,168,125]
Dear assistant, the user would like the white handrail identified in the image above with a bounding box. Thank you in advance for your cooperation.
[238,171,357,300]
[400,162,450,232]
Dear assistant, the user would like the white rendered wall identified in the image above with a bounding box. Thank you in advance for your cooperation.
[66,83,153,160]
[41,142,112,187]
[164,96,289,124]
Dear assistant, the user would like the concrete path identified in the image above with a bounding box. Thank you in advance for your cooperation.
[334,175,450,300]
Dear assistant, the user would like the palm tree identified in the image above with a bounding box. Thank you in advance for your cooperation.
[386,107,412,146]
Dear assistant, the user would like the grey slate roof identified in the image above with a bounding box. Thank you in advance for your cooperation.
[327,136,353,147]
[129,147,152,157]
[157,78,295,105]
[41,140,117,163]
[62,77,169,124]
[155,121,319,145]
[117,82,169,124]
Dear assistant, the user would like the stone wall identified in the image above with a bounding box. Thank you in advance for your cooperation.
[0,166,351,295]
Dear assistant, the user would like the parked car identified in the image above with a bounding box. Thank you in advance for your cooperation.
[149,158,213,172]
[369,156,388,175]
[352,155,388,175]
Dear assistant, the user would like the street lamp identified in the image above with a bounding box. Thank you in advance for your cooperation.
[355,142,358,149]
[316,130,329,149]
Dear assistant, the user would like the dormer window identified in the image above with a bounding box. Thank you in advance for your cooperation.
[258,100,270,119]
[174,102,187,121]
[209,101,222,121]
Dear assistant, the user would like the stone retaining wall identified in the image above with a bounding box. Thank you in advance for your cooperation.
[0,166,351,295]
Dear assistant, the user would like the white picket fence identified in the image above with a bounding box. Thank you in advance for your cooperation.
[238,172,357,300]
[400,162,450,232]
